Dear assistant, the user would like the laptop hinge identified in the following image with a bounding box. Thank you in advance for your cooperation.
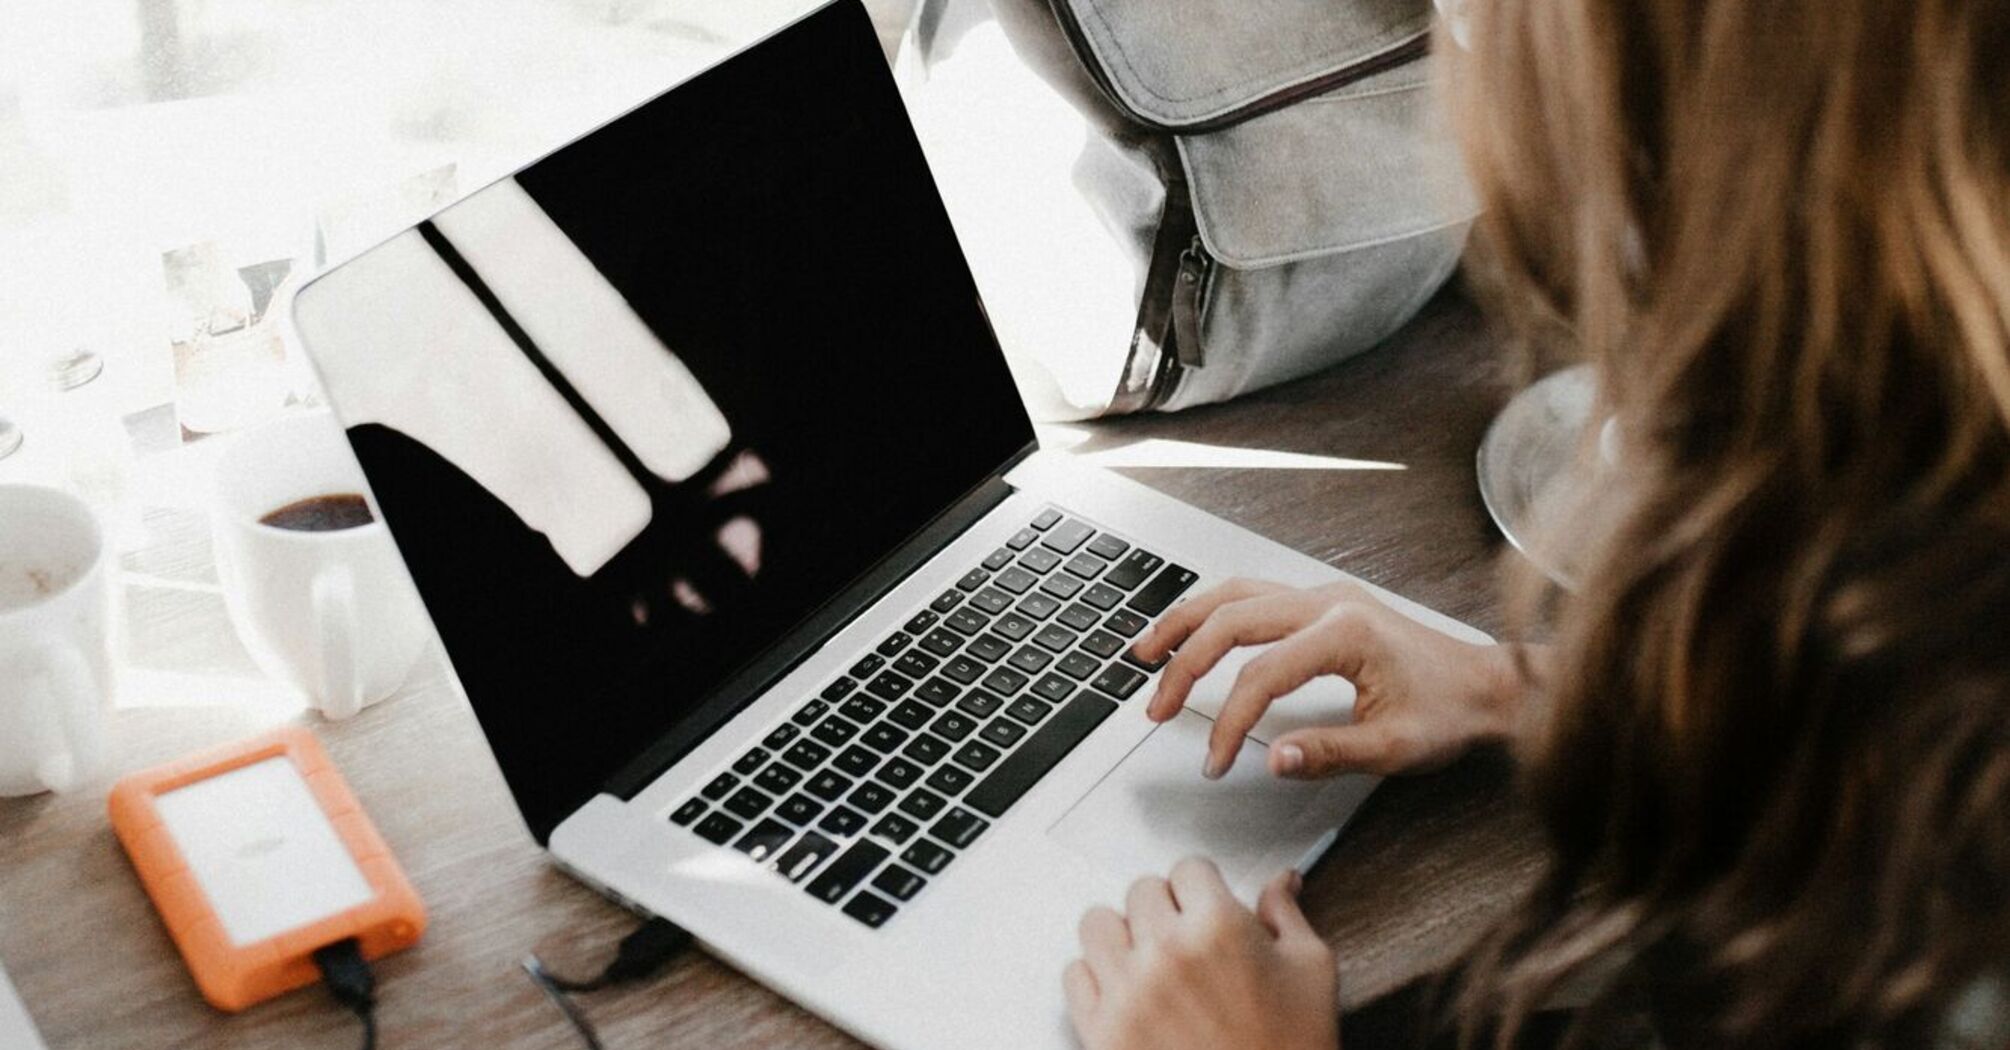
[595,440,1037,817]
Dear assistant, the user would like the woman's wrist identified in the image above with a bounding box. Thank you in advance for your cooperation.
[1475,642,1535,745]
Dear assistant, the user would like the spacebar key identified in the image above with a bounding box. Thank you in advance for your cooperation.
[966,693,1116,819]
[1126,564,1198,617]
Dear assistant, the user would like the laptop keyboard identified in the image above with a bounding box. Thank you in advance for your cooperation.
[666,508,1197,928]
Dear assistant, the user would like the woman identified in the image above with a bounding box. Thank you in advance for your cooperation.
[1060,0,2010,1047]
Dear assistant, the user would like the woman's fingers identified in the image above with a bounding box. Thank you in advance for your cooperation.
[1124,876,1180,942]
[1203,609,1375,777]
[1269,724,1410,777]
[1166,856,1234,917]
[1255,869,1316,943]
[1061,958,1099,1033]
[1131,578,1287,663]
[1147,591,1327,722]
[1078,906,1133,979]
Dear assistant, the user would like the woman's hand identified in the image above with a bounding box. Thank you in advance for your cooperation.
[1131,578,1524,780]
[1065,860,1339,1050]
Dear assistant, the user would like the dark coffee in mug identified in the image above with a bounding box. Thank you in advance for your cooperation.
[260,493,375,532]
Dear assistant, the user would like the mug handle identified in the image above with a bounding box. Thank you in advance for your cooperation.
[31,645,101,793]
[312,565,363,721]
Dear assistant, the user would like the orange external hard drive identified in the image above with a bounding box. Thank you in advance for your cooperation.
[108,726,425,1011]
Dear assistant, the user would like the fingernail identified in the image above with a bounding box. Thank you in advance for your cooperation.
[1276,744,1304,775]
[1202,754,1224,780]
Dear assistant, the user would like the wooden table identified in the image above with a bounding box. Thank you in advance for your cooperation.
[0,287,1546,1049]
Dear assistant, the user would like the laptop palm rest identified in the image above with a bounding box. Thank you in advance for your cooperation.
[1049,710,1367,899]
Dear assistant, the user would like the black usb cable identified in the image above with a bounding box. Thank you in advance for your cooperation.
[522,918,695,1049]
[313,939,378,1050]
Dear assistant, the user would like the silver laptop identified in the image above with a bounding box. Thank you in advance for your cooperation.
[291,3,1486,1046]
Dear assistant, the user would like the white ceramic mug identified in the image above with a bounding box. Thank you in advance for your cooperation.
[212,412,429,719]
[0,484,114,796]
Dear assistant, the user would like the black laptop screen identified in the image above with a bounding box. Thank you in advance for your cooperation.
[296,1,1034,839]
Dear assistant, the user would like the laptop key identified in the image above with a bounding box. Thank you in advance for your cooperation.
[865,671,915,701]
[995,567,1039,594]
[872,865,927,901]
[966,634,1012,663]
[915,677,962,707]
[956,688,1005,719]
[821,678,858,702]
[842,892,899,929]
[902,839,955,875]
[1126,565,1198,616]
[952,740,1002,772]
[930,589,965,613]
[1009,646,1054,675]
[877,633,913,657]
[1006,527,1040,550]
[979,718,1027,749]
[956,568,990,592]
[735,818,794,862]
[925,763,975,796]
[1122,647,1171,672]
[1039,573,1084,601]
[862,723,910,754]
[1058,652,1103,681]
[981,667,1029,695]
[870,813,920,845]
[702,773,739,800]
[941,656,986,685]
[930,808,989,849]
[919,628,964,657]
[1018,547,1062,574]
[724,786,773,820]
[733,749,770,776]
[966,693,1118,819]
[968,587,1014,615]
[777,793,825,826]
[982,548,1014,571]
[1080,629,1125,659]
[876,757,924,790]
[848,782,896,814]
[904,609,940,635]
[902,733,952,766]
[806,769,854,801]
[930,711,978,741]
[754,764,802,794]
[898,787,947,821]
[834,745,879,777]
[1102,549,1165,590]
[1040,519,1095,555]
[818,805,867,837]
[1081,583,1125,611]
[1064,553,1108,580]
[1103,609,1149,637]
[1032,673,1076,703]
[993,613,1036,641]
[775,831,840,883]
[1091,664,1149,701]
[1057,603,1102,632]
[764,724,801,749]
[806,840,890,904]
[850,653,885,678]
[1017,593,1062,620]
[1087,534,1130,560]
[1033,624,1079,652]
[1030,509,1062,531]
[812,716,861,747]
[670,798,706,825]
[784,740,833,770]
[946,608,990,636]
[839,696,886,723]
[694,812,744,845]
[888,699,934,730]
[1006,696,1054,727]
[893,651,939,679]
[792,701,829,726]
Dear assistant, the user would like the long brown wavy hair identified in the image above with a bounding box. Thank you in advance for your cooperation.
[1443,0,2010,1046]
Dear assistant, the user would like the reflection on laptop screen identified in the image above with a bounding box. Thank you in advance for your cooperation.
[295,1,1034,840]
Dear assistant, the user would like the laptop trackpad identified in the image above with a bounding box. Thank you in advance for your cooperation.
[1048,711,1368,899]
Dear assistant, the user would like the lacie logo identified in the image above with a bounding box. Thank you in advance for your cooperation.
[236,835,287,860]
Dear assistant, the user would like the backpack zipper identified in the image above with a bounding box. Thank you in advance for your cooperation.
[1171,235,1212,369]
[1045,0,1430,135]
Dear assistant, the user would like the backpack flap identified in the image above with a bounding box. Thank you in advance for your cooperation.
[1052,0,1433,131]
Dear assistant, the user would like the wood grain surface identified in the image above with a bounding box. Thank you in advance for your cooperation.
[0,287,1547,1049]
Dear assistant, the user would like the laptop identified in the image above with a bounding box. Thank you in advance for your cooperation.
[289,2,1488,1046]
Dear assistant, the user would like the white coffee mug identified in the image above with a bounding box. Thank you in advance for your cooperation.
[212,412,429,719]
[0,484,114,796]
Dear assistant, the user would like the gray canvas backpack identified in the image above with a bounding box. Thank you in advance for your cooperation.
[902,0,1476,417]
